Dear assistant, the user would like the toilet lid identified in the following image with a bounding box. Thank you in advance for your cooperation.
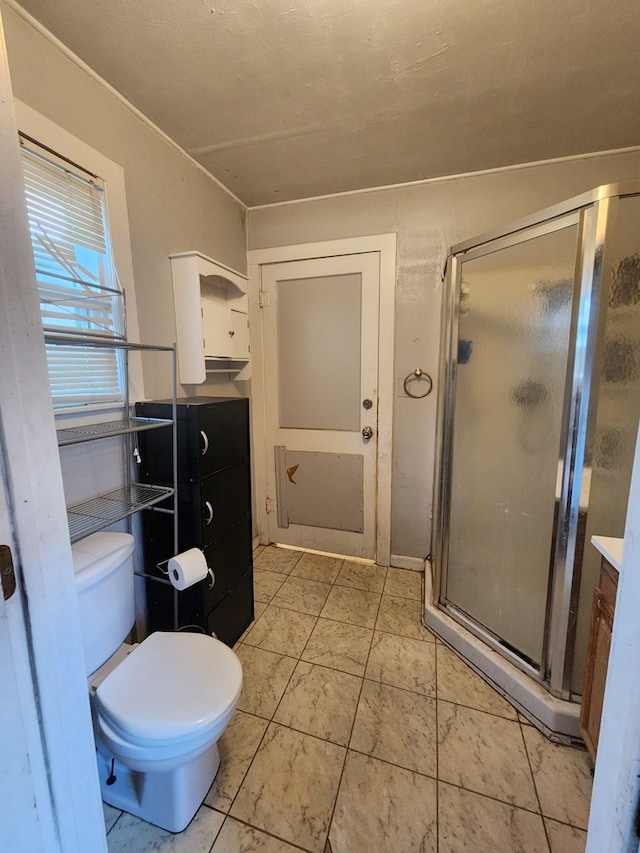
[96,632,242,741]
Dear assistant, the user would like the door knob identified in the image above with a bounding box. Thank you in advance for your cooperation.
[362,426,374,440]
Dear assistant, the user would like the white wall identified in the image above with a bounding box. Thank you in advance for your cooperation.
[248,155,640,558]
[1,0,247,402]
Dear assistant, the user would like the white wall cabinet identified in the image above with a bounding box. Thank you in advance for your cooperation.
[170,251,249,383]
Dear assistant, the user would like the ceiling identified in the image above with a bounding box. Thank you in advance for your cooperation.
[14,0,640,206]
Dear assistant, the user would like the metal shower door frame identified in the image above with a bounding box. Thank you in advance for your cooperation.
[546,194,621,697]
[432,183,639,698]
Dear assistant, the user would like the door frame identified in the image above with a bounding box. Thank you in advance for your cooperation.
[248,233,396,567]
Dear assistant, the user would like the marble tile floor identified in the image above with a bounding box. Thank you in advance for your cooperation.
[104,545,592,853]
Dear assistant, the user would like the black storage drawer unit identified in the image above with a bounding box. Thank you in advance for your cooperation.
[136,396,254,646]
[137,396,249,482]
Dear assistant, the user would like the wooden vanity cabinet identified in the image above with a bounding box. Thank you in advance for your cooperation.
[580,556,619,762]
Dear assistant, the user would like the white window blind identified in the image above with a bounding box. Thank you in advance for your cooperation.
[20,137,125,408]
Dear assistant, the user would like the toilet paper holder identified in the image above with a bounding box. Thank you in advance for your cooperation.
[156,557,171,575]
[156,556,215,590]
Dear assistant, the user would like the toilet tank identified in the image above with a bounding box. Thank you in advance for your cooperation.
[72,532,136,676]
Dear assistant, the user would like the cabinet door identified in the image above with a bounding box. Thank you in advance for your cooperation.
[136,401,193,484]
[201,462,251,545]
[203,517,252,609]
[580,587,614,761]
[230,310,250,360]
[137,398,250,483]
[207,568,254,646]
[145,576,206,634]
[202,278,232,358]
[194,399,249,477]
[142,516,252,633]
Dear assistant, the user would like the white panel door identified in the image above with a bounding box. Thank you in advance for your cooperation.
[261,252,380,559]
[0,9,107,847]
[0,493,47,851]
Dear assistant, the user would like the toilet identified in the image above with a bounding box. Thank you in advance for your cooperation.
[72,531,242,833]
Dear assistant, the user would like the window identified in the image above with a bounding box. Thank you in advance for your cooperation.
[20,135,125,409]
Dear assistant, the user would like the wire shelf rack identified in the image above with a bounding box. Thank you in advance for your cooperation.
[56,417,172,446]
[67,483,174,543]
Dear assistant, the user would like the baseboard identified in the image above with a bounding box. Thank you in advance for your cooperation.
[389,554,425,572]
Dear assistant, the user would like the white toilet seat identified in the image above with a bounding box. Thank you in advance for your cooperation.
[95,631,242,759]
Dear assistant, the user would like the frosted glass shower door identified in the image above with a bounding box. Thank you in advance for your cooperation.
[444,223,578,667]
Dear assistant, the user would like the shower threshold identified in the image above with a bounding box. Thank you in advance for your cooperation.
[423,569,581,744]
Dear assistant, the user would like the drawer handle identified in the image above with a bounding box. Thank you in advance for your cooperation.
[207,567,216,590]
[204,501,214,525]
[199,430,209,456]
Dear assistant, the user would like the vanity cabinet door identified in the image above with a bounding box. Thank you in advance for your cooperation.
[580,580,615,762]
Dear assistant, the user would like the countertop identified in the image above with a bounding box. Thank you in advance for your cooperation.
[591,535,624,573]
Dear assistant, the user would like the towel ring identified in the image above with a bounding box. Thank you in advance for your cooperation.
[403,368,433,399]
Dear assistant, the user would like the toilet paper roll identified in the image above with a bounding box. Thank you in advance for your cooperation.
[167,548,208,591]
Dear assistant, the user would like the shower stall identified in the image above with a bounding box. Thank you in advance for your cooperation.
[427,182,640,739]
